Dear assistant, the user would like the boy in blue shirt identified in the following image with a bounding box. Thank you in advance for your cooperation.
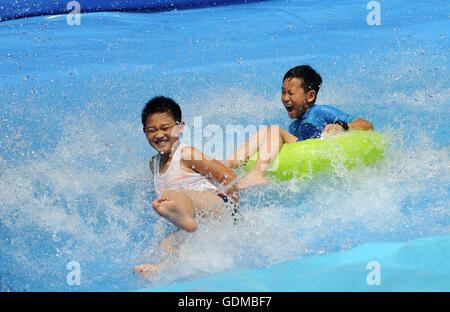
[224,65,373,189]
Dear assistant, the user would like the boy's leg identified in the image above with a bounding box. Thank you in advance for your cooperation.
[153,190,226,232]
[236,126,297,189]
[152,193,197,233]
[133,231,179,279]
[160,230,180,252]
[224,126,271,169]
[224,126,297,169]
[134,191,226,279]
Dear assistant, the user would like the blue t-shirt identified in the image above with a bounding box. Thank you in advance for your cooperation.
[289,104,354,141]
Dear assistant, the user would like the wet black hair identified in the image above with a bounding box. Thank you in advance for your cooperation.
[283,65,322,102]
[141,96,182,129]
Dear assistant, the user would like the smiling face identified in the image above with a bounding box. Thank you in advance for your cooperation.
[281,77,317,119]
[143,112,184,155]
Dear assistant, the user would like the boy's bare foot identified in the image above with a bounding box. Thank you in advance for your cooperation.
[152,197,197,232]
[133,264,160,279]
[221,159,240,169]
[236,170,269,189]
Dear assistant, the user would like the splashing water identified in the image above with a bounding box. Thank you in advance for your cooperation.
[0,0,448,291]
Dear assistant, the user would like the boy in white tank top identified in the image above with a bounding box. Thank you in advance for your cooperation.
[134,96,238,279]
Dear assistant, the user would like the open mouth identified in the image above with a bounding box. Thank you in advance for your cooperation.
[154,139,169,148]
[285,105,294,113]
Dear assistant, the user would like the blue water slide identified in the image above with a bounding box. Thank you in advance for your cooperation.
[0,0,260,21]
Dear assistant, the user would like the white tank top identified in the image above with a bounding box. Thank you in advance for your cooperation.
[153,142,217,196]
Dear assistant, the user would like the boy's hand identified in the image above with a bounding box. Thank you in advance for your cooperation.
[324,118,374,135]
[324,123,345,135]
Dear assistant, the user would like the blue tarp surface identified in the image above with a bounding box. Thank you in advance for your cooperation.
[0,0,259,21]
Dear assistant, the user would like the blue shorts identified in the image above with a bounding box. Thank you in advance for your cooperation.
[217,192,240,223]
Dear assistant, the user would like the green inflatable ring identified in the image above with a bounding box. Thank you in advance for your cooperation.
[244,130,387,181]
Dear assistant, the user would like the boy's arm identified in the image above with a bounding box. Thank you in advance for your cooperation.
[325,117,374,134]
[149,156,155,174]
[320,106,373,134]
[181,146,238,201]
